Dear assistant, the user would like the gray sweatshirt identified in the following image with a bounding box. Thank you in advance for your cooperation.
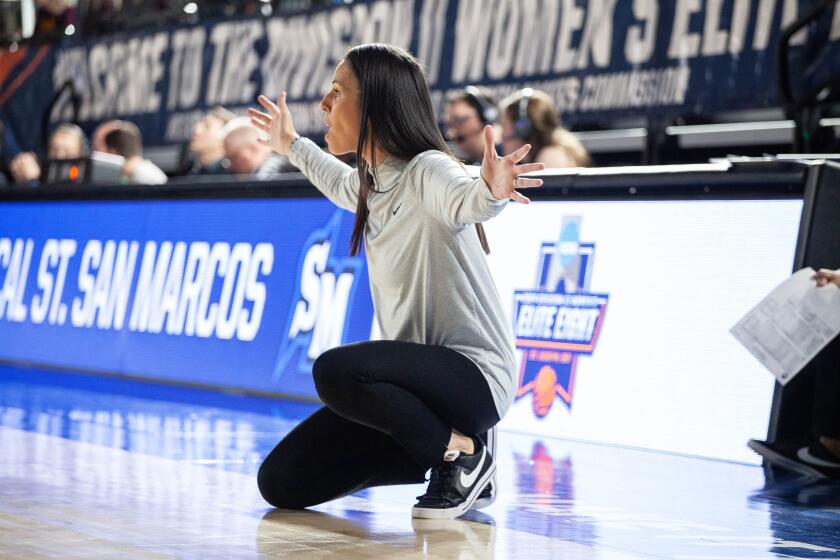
[288,137,517,418]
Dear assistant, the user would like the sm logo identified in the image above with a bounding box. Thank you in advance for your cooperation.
[273,211,368,381]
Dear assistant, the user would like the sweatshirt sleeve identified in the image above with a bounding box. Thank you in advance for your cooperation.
[407,150,508,228]
[287,136,359,213]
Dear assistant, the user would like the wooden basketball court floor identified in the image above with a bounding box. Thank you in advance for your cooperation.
[1,364,839,560]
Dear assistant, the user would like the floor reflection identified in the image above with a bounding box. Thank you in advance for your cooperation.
[508,441,597,545]
[2,364,840,559]
[0,363,315,474]
[257,509,500,559]
[748,468,840,557]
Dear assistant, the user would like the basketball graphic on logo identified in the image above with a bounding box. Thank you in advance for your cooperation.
[533,365,558,417]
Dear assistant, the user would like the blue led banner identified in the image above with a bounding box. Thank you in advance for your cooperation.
[2,0,839,154]
[0,189,810,463]
[0,198,375,399]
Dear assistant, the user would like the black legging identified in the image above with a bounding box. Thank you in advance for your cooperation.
[258,340,500,509]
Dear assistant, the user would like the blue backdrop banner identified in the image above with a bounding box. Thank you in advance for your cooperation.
[0,198,375,399]
[3,0,840,153]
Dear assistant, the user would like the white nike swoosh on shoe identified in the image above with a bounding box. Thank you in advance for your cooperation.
[460,447,486,488]
[797,447,840,468]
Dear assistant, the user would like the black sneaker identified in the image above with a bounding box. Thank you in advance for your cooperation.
[748,439,840,479]
[471,478,496,510]
[412,444,495,519]
[472,427,497,510]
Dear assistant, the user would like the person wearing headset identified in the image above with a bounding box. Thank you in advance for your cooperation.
[444,86,500,165]
[499,88,590,168]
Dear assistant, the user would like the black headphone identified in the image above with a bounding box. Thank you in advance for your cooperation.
[513,87,535,140]
[463,85,499,125]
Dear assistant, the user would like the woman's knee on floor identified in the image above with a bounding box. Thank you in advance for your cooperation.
[257,458,311,509]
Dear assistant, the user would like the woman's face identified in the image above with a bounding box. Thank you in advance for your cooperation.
[320,60,362,156]
[499,111,525,157]
[445,100,483,149]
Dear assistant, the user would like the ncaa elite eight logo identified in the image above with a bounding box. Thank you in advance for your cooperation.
[513,216,608,417]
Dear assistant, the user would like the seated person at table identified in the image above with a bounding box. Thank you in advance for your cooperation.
[103,121,168,185]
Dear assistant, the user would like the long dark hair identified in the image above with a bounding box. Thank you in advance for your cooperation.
[502,89,590,167]
[344,43,489,255]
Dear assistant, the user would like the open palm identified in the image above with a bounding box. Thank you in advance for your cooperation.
[248,93,298,155]
[480,126,544,203]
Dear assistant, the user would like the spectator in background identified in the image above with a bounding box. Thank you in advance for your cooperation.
[444,86,499,165]
[92,120,119,153]
[222,118,296,178]
[182,106,235,175]
[9,123,87,186]
[499,88,590,168]
[103,121,167,184]
[45,123,87,159]
[749,268,840,480]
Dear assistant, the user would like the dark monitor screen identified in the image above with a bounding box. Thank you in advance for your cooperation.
[43,153,124,186]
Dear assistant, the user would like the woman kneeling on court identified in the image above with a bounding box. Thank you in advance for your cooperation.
[249,43,543,519]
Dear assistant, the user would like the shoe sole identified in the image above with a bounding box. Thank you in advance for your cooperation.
[411,462,497,519]
[471,475,496,510]
[471,495,495,510]
[747,439,826,479]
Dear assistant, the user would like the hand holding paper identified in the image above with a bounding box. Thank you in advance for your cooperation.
[813,268,840,288]
[730,267,840,385]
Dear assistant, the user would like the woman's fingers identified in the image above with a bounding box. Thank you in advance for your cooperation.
[248,112,271,132]
[510,190,531,204]
[483,125,497,160]
[247,107,270,123]
[515,162,544,175]
[250,118,269,133]
[814,270,837,286]
[258,94,281,116]
[254,92,288,119]
[514,177,543,188]
[812,269,840,287]
[481,127,543,200]
[253,91,298,155]
[507,142,532,163]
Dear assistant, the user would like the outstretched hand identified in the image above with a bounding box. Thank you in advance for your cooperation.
[479,126,544,203]
[247,93,299,155]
